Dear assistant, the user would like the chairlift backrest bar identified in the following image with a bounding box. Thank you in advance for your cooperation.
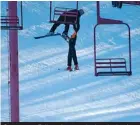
[96,62,126,64]
[55,7,78,10]
[96,58,126,61]
[1,16,19,23]
[55,10,78,15]
[55,13,78,17]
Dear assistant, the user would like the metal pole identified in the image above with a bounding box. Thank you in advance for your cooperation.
[127,24,132,75]
[94,24,98,76]
[76,1,78,10]
[21,1,23,29]
[8,1,19,122]
[50,1,52,22]
[94,1,100,76]
[97,1,100,23]
[123,23,132,75]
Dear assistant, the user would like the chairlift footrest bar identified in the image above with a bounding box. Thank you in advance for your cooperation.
[96,71,132,76]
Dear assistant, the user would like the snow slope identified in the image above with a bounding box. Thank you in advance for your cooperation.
[1,1,140,122]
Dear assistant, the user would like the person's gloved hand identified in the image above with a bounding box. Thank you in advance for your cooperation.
[71,32,77,38]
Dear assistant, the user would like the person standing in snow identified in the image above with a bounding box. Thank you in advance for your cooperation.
[66,32,79,71]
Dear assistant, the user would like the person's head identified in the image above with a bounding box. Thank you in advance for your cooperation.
[79,9,84,16]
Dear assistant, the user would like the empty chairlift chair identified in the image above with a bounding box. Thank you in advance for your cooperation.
[94,2,132,76]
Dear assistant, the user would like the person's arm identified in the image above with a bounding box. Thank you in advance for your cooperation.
[71,32,77,38]
[76,22,80,32]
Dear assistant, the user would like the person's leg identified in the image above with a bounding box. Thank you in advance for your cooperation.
[50,23,60,33]
[63,24,70,35]
[70,39,79,70]
[72,46,79,70]
[69,39,78,65]
[72,47,78,66]
[71,43,78,66]
[67,42,73,67]
[68,51,72,67]
[49,16,64,33]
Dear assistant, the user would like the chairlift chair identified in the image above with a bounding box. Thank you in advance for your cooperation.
[94,2,132,76]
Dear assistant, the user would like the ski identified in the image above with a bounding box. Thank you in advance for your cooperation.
[34,33,61,39]
[57,68,80,72]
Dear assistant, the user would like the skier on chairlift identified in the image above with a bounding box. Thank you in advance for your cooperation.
[48,9,84,39]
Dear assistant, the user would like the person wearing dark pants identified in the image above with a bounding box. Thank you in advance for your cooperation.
[67,32,79,71]
[49,9,84,36]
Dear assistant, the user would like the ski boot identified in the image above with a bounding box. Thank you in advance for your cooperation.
[74,65,79,70]
[66,66,73,71]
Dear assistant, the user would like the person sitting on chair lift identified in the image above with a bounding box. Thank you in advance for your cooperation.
[48,9,84,38]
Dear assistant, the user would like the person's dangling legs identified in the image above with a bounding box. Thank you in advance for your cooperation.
[49,23,61,35]
[63,24,69,35]
[61,24,70,40]
[49,15,64,35]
